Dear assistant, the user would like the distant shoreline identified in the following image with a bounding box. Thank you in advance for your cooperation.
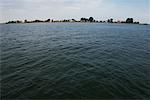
[5,17,149,25]
[4,22,149,25]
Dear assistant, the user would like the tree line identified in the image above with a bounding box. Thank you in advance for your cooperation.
[6,17,140,24]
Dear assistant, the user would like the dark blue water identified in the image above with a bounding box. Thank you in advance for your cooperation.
[0,23,150,99]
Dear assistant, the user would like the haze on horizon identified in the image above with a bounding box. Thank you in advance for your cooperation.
[0,0,150,23]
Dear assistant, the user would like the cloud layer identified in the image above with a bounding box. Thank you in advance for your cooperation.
[0,0,150,23]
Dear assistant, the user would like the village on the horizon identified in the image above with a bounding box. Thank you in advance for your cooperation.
[6,17,148,25]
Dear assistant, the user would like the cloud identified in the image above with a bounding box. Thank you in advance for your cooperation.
[0,0,104,10]
[0,0,149,23]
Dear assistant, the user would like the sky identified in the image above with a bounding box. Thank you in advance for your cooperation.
[0,0,150,23]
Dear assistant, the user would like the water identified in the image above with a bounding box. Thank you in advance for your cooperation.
[0,23,150,99]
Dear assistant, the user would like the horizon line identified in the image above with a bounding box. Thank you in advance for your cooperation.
[3,17,150,24]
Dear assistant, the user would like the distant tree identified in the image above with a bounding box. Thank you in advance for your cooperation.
[89,17,94,22]
[33,20,43,22]
[80,18,85,22]
[24,20,28,23]
[126,18,133,23]
[107,18,113,23]
[80,18,84,21]
[80,18,88,22]
[16,20,22,23]
[7,21,16,24]
[110,18,113,23]
[134,22,139,24]
[72,19,77,22]
[45,19,50,22]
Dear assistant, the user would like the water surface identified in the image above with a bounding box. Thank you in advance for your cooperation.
[1,23,150,99]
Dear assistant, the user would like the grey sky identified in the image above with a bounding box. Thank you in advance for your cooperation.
[0,0,150,23]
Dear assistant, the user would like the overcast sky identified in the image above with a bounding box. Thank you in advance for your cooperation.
[0,0,150,23]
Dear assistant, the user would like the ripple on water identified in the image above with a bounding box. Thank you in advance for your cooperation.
[1,23,150,99]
